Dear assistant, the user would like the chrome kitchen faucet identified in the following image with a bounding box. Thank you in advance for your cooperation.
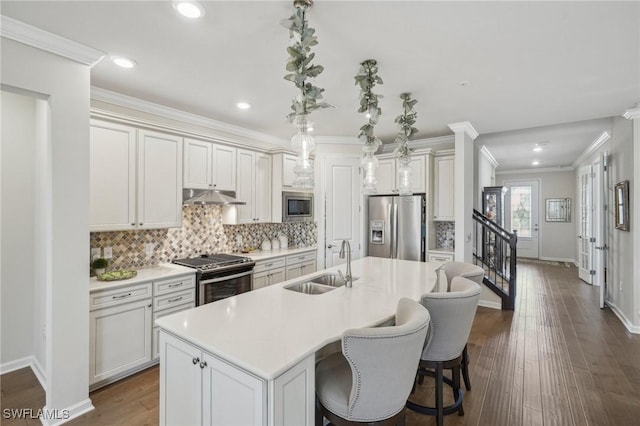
[338,239,353,288]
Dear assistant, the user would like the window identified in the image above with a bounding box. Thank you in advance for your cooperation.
[510,186,532,237]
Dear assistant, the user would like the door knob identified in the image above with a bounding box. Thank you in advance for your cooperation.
[327,244,333,249]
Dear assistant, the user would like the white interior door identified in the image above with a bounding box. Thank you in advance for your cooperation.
[592,160,604,290]
[578,165,594,284]
[505,180,539,258]
[324,157,360,267]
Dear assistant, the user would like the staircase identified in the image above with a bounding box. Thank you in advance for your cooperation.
[472,209,517,310]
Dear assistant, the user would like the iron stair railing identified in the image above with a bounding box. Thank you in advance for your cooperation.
[472,209,517,310]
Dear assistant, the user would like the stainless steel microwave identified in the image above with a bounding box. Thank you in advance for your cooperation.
[282,192,314,223]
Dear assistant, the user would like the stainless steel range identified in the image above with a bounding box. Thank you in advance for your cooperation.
[173,253,255,306]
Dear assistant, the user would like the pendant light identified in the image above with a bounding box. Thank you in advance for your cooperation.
[355,59,383,194]
[393,93,419,196]
[282,0,330,189]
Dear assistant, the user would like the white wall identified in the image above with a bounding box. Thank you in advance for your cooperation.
[1,90,37,368]
[2,38,92,419]
[575,116,635,328]
[497,170,577,262]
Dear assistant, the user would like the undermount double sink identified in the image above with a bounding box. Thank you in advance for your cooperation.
[284,273,359,295]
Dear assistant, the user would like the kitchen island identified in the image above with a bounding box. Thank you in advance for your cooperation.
[156,257,439,425]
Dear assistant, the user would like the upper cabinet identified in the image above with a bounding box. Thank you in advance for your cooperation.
[183,138,236,191]
[236,149,271,224]
[433,155,454,221]
[271,153,305,223]
[376,154,427,195]
[90,119,183,231]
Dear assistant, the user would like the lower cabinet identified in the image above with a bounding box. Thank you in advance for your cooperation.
[253,257,286,290]
[159,331,314,426]
[285,260,317,281]
[89,284,153,386]
[159,331,266,426]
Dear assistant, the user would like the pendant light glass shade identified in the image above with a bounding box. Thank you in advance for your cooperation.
[397,157,413,196]
[361,153,379,194]
[291,115,315,189]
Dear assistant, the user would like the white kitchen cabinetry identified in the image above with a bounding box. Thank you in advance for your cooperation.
[183,138,236,191]
[90,119,183,231]
[434,155,455,220]
[237,149,272,223]
[89,283,153,386]
[428,251,454,263]
[271,152,306,223]
[152,275,196,360]
[285,251,317,280]
[159,331,266,426]
[253,257,286,290]
[375,154,427,194]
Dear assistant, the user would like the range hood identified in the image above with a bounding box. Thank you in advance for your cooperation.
[182,189,246,206]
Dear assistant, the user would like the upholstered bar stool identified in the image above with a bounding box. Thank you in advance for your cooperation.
[443,261,484,390]
[315,298,430,426]
[406,276,481,426]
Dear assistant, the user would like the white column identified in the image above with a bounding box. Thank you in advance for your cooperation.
[623,106,640,328]
[448,122,479,262]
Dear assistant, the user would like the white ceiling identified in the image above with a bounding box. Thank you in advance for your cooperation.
[2,1,639,170]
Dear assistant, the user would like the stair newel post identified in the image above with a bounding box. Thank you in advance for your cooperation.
[509,230,518,310]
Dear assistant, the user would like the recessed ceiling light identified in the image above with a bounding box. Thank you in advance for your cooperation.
[532,160,540,166]
[173,1,205,19]
[533,146,542,152]
[110,55,136,69]
[459,80,469,87]
[236,102,251,110]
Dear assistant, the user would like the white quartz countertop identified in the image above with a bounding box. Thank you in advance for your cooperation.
[156,256,437,380]
[89,263,196,292]
[243,246,316,262]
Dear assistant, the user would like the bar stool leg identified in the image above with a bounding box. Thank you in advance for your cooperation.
[462,344,472,391]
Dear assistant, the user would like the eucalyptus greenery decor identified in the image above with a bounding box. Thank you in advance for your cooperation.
[393,92,419,195]
[282,0,330,122]
[354,59,383,151]
[354,59,383,193]
[393,92,419,161]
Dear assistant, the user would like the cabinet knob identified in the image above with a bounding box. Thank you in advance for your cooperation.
[131,223,136,226]
[139,223,143,226]
[199,361,208,369]
[192,357,200,365]
[327,244,333,249]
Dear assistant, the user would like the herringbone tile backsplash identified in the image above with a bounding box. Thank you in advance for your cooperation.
[90,205,317,273]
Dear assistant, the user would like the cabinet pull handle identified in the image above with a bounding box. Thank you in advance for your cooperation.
[192,357,200,365]
[200,361,208,369]
[112,293,132,300]
[131,223,136,226]
[168,282,183,288]
[265,263,273,267]
[298,256,305,259]
[147,304,152,308]
[168,296,183,304]
[138,223,143,226]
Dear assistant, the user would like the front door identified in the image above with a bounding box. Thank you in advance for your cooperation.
[505,180,539,258]
[324,157,360,267]
[578,165,594,284]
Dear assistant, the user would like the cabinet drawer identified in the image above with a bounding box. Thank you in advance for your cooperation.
[254,257,285,273]
[154,275,195,296]
[90,283,152,311]
[153,301,195,323]
[428,253,454,263]
[153,288,195,311]
[286,251,315,266]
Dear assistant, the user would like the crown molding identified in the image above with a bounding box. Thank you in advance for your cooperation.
[91,87,289,148]
[496,166,575,175]
[1,15,105,66]
[315,136,359,145]
[572,130,611,168]
[623,107,640,120]
[480,145,499,168]
[379,135,454,154]
[448,121,479,140]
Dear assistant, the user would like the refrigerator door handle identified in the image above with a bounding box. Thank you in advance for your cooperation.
[388,203,393,259]
[393,202,399,259]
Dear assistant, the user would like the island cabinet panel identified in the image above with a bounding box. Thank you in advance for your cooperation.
[159,332,203,426]
[160,331,267,426]
[89,297,152,386]
[270,354,315,426]
[202,353,267,426]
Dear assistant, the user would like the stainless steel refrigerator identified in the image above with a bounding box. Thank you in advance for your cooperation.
[368,194,426,261]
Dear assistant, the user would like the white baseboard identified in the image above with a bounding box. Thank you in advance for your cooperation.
[606,301,640,334]
[478,300,502,310]
[1,356,48,389]
[0,355,32,374]
[40,399,94,426]
[539,256,577,263]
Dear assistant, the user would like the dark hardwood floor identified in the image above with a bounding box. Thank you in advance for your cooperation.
[2,261,640,425]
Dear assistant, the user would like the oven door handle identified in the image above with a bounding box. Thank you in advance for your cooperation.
[200,269,253,284]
